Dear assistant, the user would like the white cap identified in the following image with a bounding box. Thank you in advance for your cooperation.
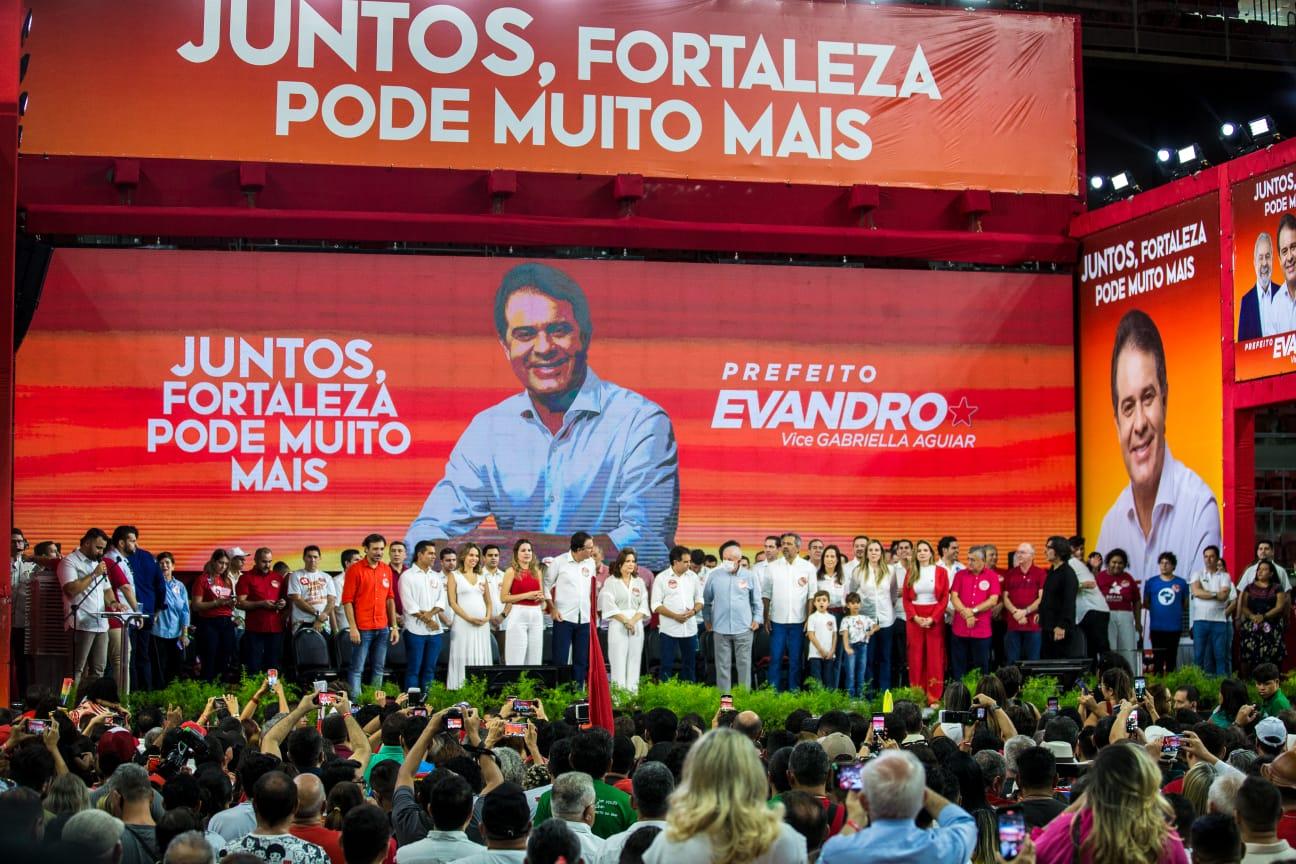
[228,547,248,558]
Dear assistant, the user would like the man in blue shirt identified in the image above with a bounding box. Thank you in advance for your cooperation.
[703,539,762,691]
[820,750,977,864]
[113,525,166,692]
[405,262,679,570]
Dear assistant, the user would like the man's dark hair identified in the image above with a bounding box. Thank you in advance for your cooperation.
[1105,548,1129,567]
[237,750,282,800]
[320,758,362,796]
[785,709,811,736]
[970,728,1003,756]
[444,756,484,794]
[340,549,360,567]
[80,527,110,546]
[669,545,690,565]
[303,544,322,558]
[438,547,456,562]
[547,737,574,778]
[342,802,391,864]
[570,728,613,777]
[110,525,138,546]
[718,539,740,559]
[1159,551,1178,570]
[162,772,203,811]
[643,707,678,745]
[689,549,705,566]
[368,760,399,804]
[1238,776,1283,833]
[788,741,830,788]
[429,772,474,830]
[193,763,233,815]
[380,712,407,748]
[1255,663,1281,683]
[1177,684,1200,704]
[413,540,435,558]
[1015,747,1057,792]
[1257,538,1276,557]
[937,536,958,556]
[781,790,828,854]
[629,761,674,820]
[525,818,582,864]
[9,740,54,792]
[817,711,851,738]
[320,714,347,746]
[285,727,325,770]
[892,700,924,734]
[610,735,636,775]
[768,746,795,795]
[1110,308,1168,413]
[155,807,202,859]
[1204,545,1221,558]
[1190,812,1242,864]
[1044,716,1080,747]
[362,533,385,549]
[621,825,662,864]
[0,788,43,844]
[494,262,593,346]
[252,770,298,826]
[569,532,592,554]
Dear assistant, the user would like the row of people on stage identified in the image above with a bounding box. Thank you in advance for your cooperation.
[18,524,1296,701]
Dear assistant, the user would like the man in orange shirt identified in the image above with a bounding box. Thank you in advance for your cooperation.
[342,534,400,697]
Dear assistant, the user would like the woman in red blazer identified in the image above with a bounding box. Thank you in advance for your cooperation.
[903,539,950,703]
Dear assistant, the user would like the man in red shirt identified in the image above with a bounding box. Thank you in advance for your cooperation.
[291,773,344,864]
[342,534,399,697]
[1002,543,1046,664]
[238,546,288,674]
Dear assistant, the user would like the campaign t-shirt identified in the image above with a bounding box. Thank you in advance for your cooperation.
[1002,566,1046,632]
[951,569,1001,638]
[806,611,836,659]
[1096,569,1140,612]
[239,570,288,633]
[1144,576,1189,633]
[288,569,336,626]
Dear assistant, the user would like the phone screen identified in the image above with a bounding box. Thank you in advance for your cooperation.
[27,719,47,735]
[1134,677,1146,697]
[998,810,1026,860]
[407,687,425,706]
[1162,734,1181,758]
[975,706,987,721]
[1127,709,1139,733]
[506,722,528,737]
[513,699,536,716]
[837,762,864,792]
[445,715,463,730]
[720,694,733,711]
[267,669,278,688]
[313,680,328,693]
[871,714,885,734]
[574,702,591,724]
[1047,697,1059,713]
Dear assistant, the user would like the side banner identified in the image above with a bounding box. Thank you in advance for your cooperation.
[16,250,1075,569]
[1232,163,1296,380]
[21,0,1078,193]
[1079,194,1223,581]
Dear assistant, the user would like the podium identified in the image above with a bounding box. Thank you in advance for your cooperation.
[95,611,150,695]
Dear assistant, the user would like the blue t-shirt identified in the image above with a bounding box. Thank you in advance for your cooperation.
[1144,576,1188,632]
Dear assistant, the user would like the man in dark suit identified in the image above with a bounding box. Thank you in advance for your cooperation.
[1239,231,1280,341]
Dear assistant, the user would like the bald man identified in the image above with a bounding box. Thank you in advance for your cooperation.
[1002,543,1046,664]
[733,710,764,744]
[291,773,344,864]
[164,831,216,864]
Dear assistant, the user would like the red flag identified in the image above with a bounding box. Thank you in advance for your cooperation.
[587,576,614,732]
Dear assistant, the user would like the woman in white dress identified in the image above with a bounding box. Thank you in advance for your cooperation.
[599,547,649,692]
[446,543,493,690]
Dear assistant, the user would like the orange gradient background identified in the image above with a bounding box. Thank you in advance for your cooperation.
[1078,194,1223,555]
[15,249,1075,569]
[22,0,1078,193]
[1232,163,1296,381]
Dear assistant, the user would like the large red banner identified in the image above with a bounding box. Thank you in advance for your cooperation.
[21,0,1078,194]
[16,250,1075,569]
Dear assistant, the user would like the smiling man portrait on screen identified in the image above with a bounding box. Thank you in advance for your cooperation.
[1095,308,1221,585]
[406,262,679,569]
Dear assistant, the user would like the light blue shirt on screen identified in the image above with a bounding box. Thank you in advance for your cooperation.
[703,566,763,634]
[819,804,977,864]
[405,369,679,569]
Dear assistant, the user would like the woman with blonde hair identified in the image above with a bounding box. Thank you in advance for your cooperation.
[902,539,950,703]
[1034,742,1187,863]
[854,540,896,692]
[644,728,807,864]
[501,538,549,665]
[447,543,493,690]
[1181,762,1216,819]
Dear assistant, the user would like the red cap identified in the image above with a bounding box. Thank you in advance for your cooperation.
[96,729,138,765]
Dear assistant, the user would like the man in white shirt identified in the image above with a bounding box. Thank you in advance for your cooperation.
[1095,309,1222,587]
[550,772,605,863]
[481,544,509,656]
[331,548,362,632]
[288,545,337,633]
[762,532,815,692]
[58,528,114,696]
[652,545,703,682]
[1189,544,1235,676]
[1069,535,1110,668]
[1239,540,1291,593]
[844,535,870,594]
[545,532,597,683]
[399,540,450,692]
[395,768,483,863]
[597,762,672,864]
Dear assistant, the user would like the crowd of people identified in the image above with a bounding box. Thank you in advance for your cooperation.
[3,658,1296,864]
[21,524,1292,704]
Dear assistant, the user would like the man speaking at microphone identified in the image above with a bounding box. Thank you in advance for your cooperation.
[58,527,113,696]
[405,262,679,569]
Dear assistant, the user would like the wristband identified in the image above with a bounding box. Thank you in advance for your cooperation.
[847,820,865,832]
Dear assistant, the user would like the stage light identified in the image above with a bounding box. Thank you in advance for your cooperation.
[1157,143,1206,179]
[1250,115,1279,147]
[1221,120,1255,158]
[1157,148,1172,164]
[1109,171,1138,195]
[1090,175,1104,191]
[1222,122,1236,137]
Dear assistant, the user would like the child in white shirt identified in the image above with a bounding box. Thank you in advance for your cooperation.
[806,591,838,688]
[841,592,879,698]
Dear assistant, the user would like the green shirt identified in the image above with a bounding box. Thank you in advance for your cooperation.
[1260,690,1292,718]
[364,744,405,784]
[533,778,636,839]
